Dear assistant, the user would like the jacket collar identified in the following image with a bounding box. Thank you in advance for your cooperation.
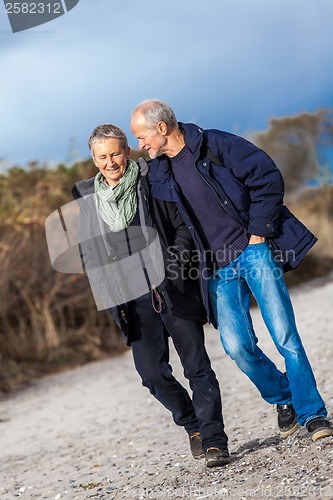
[72,176,95,199]
[178,122,204,154]
[147,122,203,184]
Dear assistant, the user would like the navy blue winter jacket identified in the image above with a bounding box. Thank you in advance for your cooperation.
[148,122,317,322]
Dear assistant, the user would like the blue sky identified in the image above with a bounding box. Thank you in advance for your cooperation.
[0,0,332,168]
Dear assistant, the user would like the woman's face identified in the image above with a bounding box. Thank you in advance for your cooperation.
[92,138,130,187]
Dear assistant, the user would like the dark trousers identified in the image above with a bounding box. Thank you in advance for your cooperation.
[129,295,228,451]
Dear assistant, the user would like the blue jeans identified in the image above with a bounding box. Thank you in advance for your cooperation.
[208,242,327,427]
[129,294,228,451]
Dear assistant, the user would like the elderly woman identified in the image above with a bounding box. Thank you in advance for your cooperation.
[71,124,229,467]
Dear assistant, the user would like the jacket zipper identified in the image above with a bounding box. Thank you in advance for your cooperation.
[193,148,246,228]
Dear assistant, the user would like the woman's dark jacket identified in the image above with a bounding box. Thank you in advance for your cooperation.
[148,122,318,322]
[72,161,206,344]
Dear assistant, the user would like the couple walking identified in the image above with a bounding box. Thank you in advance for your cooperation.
[71,99,333,468]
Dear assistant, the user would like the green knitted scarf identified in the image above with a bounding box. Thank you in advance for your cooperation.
[94,160,139,232]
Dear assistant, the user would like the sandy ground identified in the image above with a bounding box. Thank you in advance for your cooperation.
[1,277,333,500]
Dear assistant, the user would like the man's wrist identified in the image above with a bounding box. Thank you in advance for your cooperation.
[249,235,266,244]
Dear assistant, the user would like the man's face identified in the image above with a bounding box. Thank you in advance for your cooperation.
[92,138,130,187]
[130,115,167,159]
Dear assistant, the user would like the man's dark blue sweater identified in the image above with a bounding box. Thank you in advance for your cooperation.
[171,146,248,268]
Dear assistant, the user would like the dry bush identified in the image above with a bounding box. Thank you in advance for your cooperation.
[0,223,125,392]
[0,164,126,393]
[250,109,333,195]
[288,184,333,257]
[284,184,333,288]
[248,109,333,286]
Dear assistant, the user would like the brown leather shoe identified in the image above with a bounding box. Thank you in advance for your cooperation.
[205,447,230,468]
[189,432,204,459]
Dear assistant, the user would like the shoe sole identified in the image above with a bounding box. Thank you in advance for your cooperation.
[193,453,205,460]
[206,456,230,468]
[280,421,299,439]
[311,428,333,442]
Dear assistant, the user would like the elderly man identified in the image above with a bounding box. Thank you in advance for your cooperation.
[130,99,333,442]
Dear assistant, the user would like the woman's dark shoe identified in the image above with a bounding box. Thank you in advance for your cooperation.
[205,447,230,468]
[189,432,204,459]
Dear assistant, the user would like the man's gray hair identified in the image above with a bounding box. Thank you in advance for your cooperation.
[132,99,178,129]
[88,124,128,156]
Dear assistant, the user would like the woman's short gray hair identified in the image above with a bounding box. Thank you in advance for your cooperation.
[132,99,178,129]
[88,124,128,156]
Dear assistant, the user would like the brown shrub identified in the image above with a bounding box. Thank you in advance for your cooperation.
[0,164,126,393]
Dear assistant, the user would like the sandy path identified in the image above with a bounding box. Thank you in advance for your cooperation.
[1,278,333,500]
